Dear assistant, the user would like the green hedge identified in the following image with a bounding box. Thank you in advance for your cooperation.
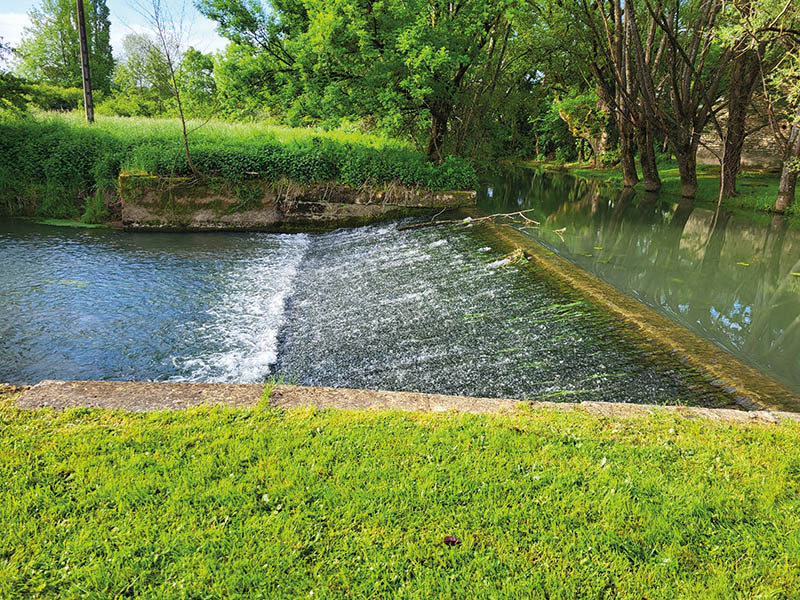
[0,116,477,219]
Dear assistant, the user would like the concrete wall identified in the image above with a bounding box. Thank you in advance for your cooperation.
[119,175,476,231]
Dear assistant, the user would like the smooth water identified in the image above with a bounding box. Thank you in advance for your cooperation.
[479,168,800,395]
[0,219,722,405]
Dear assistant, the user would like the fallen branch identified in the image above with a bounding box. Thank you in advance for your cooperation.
[397,209,541,231]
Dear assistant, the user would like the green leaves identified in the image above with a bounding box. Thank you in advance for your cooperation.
[0,114,477,219]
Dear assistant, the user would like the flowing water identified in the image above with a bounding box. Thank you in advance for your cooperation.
[478,168,800,396]
[0,218,726,405]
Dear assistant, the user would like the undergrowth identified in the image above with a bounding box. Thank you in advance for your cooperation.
[0,113,477,220]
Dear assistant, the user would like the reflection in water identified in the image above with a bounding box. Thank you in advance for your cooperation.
[479,168,800,394]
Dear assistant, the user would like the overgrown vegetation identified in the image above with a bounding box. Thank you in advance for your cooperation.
[1,388,799,598]
[0,113,476,220]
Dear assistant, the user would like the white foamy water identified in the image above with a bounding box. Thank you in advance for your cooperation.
[171,233,310,383]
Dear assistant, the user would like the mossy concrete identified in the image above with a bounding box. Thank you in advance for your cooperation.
[119,175,476,231]
[11,381,800,423]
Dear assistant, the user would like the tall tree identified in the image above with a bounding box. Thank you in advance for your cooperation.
[104,33,175,116]
[627,0,732,198]
[130,0,202,180]
[199,0,513,161]
[718,0,800,211]
[17,0,114,94]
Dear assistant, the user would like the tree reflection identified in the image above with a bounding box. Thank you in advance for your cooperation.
[476,169,800,392]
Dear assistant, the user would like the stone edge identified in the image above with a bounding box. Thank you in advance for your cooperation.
[5,381,799,425]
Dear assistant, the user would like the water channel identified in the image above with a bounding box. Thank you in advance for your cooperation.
[478,168,800,396]
[1,168,797,406]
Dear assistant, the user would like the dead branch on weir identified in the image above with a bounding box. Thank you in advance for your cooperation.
[397,209,541,231]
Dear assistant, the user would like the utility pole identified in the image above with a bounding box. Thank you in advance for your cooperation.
[76,0,94,123]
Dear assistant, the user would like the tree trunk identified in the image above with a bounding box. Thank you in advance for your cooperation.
[427,105,449,163]
[775,121,800,213]
[775,166,798,214]
[674,144,698,198]
[637,122,661,192]
[721,48,761,197]
[618,116,638,187]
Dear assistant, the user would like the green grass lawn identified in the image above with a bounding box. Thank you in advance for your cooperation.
[2,388,799,599]
[42,112,411,151]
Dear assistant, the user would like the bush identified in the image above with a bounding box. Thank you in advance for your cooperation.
[600,147,621,168]
[28,84,85,112]
[0,114,477,218]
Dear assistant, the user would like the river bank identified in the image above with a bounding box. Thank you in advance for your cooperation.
[0,114,476,226]
[2,383,799,599]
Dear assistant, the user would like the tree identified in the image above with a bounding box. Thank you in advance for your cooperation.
[102,33,175,116]
[555,90,609,167]
[627,0,732,198]
[17,0,113,94]
[130,0,202,179]
[0,38,29,112]
[718,0,800,211]
[178,48,217,117]
[199,0,513,161]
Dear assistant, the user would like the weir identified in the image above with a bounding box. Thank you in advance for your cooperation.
[2,217,783,409]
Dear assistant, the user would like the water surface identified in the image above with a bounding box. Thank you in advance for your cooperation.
[478,168,800,395]
[0,219,724,405]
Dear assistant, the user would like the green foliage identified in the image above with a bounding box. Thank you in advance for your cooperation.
[96,33,175,118]
[17,0,114,93]
[80,190,109,223]
[198,0,530,160]
[0,113,476,218]
[0,40,30,113]
[27,83,85,111]
[1,391,800,598]
[178,47,217,117]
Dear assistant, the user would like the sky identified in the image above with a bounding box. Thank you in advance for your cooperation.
[0,0,229,56]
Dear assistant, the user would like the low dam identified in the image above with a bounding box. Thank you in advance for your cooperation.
[0,218,737,407]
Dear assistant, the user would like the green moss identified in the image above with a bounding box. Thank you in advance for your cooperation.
[34,219,107,229]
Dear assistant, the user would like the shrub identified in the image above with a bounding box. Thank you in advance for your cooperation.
[0,114,477,218]
[28,84,85,112]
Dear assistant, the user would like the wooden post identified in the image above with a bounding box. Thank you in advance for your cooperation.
[76,0,94,123]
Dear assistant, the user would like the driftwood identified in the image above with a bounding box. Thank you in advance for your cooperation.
[397,209,541,231]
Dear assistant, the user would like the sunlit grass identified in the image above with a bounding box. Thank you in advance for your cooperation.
[1,388,799,599]
[41,111,411,151]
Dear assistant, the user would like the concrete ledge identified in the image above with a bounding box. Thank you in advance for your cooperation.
[14,380,263,411]
[9,381,800,424]
[269,385,521,414]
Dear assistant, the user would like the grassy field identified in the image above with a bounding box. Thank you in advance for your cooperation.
[2,387,799,599]
[44,112,412,151]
